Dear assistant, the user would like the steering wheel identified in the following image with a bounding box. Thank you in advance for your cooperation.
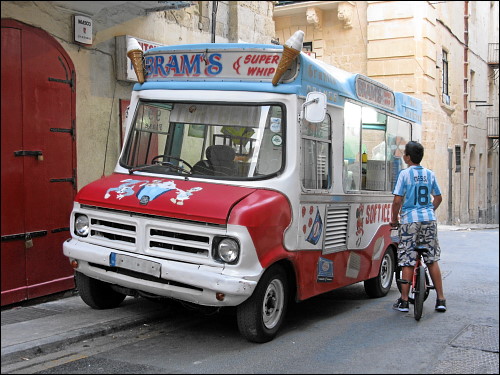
[151,154,193,175]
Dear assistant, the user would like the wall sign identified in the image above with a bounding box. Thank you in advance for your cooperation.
[74,15,93,45]
[116,35,163,82]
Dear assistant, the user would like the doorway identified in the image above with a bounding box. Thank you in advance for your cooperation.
[1,19,76,305]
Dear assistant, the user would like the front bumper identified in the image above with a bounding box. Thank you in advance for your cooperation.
[64,238,258,306]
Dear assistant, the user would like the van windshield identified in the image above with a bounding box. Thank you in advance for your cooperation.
[121,101,285,179]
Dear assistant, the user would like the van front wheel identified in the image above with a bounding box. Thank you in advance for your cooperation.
[237,265,288,343]
[75,271,126,309]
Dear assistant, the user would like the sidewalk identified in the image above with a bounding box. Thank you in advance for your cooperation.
[438,223,499,231]
[1,293,173,363]
[1,223,497,364]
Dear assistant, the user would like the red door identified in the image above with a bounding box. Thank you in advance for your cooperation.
[1,19,76,306]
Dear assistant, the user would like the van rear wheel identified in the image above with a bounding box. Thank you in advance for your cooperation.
[75,271,126,309]
[237,265,288,343]
[364,247,395,298]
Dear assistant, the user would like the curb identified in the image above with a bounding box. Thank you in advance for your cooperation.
[1,296,173,364]
[438,225,498,231]
[1,312,164,362]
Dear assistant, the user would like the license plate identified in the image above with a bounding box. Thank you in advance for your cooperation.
[109,253,161,278]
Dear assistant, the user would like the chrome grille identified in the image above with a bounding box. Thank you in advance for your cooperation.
[79,206,221,263]
[89,217,136,246]
[148,227,211,257]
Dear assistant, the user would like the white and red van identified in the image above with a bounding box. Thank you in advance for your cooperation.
[64,32,422,342]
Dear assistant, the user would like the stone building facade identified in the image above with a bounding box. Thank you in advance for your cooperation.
[1,1,276,189]
[274,1,499,224]
[1,0,498,224]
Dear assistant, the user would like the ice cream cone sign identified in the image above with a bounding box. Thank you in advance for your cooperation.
[272,30,304,86]
[127,37,145,83]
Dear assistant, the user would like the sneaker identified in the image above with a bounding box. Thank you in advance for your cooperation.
[393,298,409,312]
[435,299,447,312]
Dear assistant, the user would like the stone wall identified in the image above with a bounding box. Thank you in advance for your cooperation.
[1,1,276,189]
[274,1,499,224]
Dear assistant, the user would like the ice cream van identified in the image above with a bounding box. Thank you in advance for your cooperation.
[63,31,422,342]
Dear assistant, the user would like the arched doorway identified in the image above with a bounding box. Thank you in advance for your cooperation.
[1,19,76,305]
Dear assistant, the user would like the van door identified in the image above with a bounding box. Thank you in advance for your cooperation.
[1,19,76,305]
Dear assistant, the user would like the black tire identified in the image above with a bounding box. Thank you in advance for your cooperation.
[364,247,395,298]
[396,266,430,304]
[75,271,126,309]
[414,265,425,321]
[422,270,431,301]
[236,265,288,343]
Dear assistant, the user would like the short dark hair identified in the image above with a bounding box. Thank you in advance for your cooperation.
[405,141,424,164]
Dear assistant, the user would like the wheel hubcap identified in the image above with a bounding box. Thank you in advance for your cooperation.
[380,253,392,289]
[262,279,284,329]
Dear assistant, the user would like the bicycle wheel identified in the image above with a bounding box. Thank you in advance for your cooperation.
[414,265,426,321]
[396,266,431,304]
[423,268,431,302]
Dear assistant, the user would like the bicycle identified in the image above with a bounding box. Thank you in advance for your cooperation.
[391,226,435,321]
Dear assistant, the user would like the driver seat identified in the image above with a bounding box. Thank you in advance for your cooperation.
[192,145,236,176]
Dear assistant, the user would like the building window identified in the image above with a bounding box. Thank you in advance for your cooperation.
[442,50,450,105]
[442,50,449,95]
[455,145,461,172]
[302,42,316,58]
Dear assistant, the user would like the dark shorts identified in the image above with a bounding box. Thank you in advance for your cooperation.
[397,221,441,267]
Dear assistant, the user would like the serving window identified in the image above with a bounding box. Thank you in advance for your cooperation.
[343,101,411,192]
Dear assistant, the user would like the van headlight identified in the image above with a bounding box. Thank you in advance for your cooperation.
[214,237,240,264]
[74,214,90,237]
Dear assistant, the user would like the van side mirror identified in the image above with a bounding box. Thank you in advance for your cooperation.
[303,92,327,123]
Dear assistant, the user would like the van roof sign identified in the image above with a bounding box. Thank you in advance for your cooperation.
[355,75,395,110]
[144,44,296,82]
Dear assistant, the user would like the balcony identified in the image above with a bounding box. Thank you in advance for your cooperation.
[488,117,499,139]
[488,43,499,68]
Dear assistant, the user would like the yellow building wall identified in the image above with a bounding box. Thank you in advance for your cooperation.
[274,1,499,224]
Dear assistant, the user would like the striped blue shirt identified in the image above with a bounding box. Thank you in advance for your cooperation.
[392,165,442,224]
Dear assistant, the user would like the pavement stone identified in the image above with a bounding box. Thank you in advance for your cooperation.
[1,295,172,363]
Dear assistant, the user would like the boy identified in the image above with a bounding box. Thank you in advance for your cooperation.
[390,141,446,313]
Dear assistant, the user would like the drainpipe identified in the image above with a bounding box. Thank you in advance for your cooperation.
[448,148,453,224]
[211,1,218,43]
[463,1,469,223]
[463,1,469,144]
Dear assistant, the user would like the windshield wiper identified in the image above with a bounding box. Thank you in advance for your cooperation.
[128,164,156,174]
[128,163,192,177]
